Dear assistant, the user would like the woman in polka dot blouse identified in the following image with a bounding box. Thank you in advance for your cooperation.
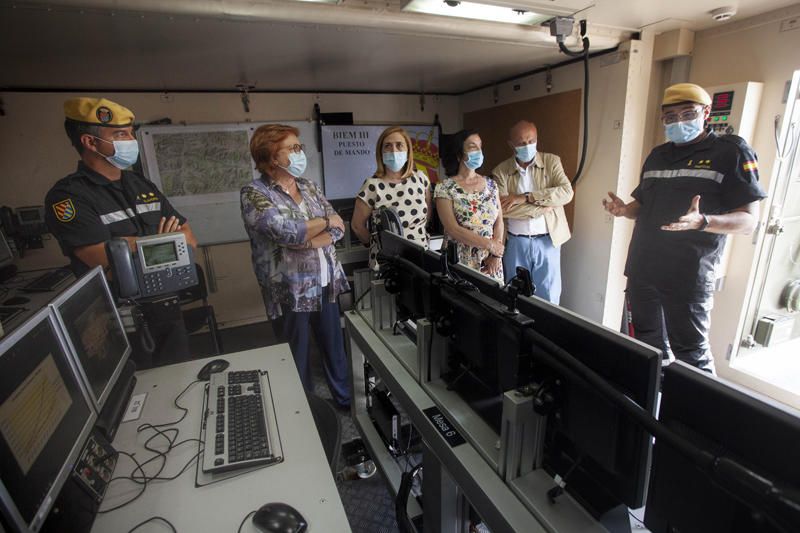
[351,127,432,270]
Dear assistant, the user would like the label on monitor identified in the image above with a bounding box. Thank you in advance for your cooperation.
[423,407,465,447]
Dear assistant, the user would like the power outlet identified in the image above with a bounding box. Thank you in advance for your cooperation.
[780,16,799,32]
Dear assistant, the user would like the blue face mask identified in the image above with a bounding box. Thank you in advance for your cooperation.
[665,116,705,144]
[514,142,537,163]
[279,151,307,178]
[94,137,139,169]
[382,151,408,173]
[464,150,484,170]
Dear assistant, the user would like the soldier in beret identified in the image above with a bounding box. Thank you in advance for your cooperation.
[45,97,198,366]
[46,97,196,275]
[603,83,767,373]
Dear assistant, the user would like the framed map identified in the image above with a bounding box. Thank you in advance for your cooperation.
[139,121,320,245]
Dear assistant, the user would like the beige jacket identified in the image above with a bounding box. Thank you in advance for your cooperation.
[491,152,573,247]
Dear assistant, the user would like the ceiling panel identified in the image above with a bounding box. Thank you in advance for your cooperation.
[0,0,795,93]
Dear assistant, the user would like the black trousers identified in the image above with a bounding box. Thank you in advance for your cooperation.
[626,279,716,374]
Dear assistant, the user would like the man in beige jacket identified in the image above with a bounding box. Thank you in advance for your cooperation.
[492,120,573,304]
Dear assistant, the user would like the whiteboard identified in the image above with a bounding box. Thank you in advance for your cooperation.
[138,120,320,245]
[320,124,440,200]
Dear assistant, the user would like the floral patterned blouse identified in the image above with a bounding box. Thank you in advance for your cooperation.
[434,176,503,281]
[240,175,350,319]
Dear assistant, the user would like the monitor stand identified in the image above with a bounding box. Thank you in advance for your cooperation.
[96,359,137,441]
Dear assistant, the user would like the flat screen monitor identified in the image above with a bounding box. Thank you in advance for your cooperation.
[0,230,13,268]
[0,308,96,532]
[431,258,661,516]
[513,295,660,516]
[50,267,131,413]
[645,362,800,533]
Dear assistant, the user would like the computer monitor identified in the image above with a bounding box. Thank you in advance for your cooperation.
[0,230,13,268]
[645,362,800,533]
[0,308,96,532]
[435,282,528,394]
[50,267,131,414]
[378,231,434,321]
[429,257,661,516]
[15,207,45,228]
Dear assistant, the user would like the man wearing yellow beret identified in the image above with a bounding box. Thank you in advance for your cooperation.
[45,98,198,366]
[602,83,766,374]
[45,97,196,275]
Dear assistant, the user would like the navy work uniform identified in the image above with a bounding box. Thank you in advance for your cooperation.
[625,132,766,371]
[45,96,191,368]
[45,162,185,276]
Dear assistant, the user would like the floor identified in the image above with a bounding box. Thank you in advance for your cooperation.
[189,321,400,533]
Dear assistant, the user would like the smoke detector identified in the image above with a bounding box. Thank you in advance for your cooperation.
[709,6,737,22]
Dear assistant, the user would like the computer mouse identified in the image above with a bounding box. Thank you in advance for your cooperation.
[252,503,307,533]
[196,359,230,381]
[4,296,29,306]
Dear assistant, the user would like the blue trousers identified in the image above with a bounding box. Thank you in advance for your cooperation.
[503,233,562,304]
[270,288,351,406]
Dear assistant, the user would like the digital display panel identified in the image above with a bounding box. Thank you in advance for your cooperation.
[711,91,734,113]
[142,242,178,267]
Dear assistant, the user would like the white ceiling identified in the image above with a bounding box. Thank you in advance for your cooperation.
[0,0,795,93]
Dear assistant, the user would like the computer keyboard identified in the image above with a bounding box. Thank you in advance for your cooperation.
[21,268,72,292]
[202,369,275,473]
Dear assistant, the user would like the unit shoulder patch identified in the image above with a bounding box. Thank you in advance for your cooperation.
[52,199,76,222]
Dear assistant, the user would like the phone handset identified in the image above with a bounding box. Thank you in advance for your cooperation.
[106,238,141,299]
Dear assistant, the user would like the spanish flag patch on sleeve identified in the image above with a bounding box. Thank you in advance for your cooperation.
[743,160,758,172]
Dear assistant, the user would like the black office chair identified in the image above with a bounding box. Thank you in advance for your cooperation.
[179,263,223,356]
[307,393,342,474]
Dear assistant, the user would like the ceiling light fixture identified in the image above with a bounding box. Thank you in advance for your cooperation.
[403,0,548,25]
[709,6,737,22]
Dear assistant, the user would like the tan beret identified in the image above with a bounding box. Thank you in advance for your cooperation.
[64,97,135,126]
[662,83,712,107]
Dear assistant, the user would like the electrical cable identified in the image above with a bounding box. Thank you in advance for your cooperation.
[352,286,372,308]
[237,510,258,533]
[99,380,204,514]
[127,516,177,533]
[557,23,591,186]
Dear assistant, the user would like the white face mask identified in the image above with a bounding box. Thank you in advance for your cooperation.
[92,136,140,169]
[277,151,307,178]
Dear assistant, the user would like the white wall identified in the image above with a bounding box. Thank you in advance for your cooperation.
[687,3,800,403]
[461,38,655,327]
[0,91,460,326]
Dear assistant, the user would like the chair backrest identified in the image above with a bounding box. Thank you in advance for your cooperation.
[307,393,342,473]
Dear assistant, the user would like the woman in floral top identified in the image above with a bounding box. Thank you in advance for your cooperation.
[240,124,350,407]
[434,130,505,282]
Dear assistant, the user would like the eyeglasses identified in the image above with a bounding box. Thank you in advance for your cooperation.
[281,144,305,154]
[661,108,702,125]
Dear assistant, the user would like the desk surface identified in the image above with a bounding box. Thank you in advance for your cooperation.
[0,268,74,335]
[91,345,351,533]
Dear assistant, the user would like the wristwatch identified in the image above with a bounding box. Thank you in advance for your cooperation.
[323,215,330,231]
[698,214,710,231]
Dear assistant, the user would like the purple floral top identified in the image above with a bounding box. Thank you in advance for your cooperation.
[241,175,350,319]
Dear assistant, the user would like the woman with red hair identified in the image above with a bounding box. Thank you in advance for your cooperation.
[241,124,350,407]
